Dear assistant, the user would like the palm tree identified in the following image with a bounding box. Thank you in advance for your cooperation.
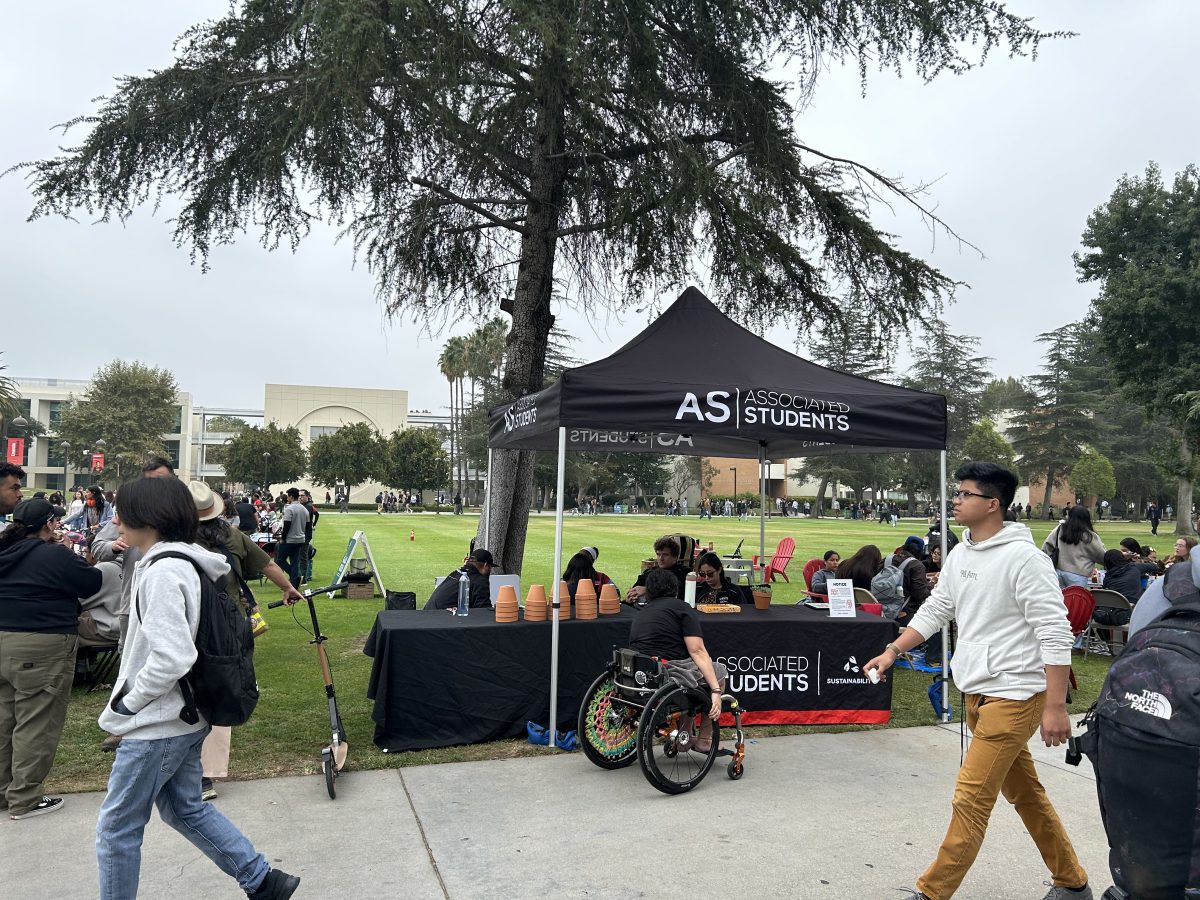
[438,336,470,497]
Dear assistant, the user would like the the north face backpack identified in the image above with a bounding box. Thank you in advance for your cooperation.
[870,556,917,618]
[1077,561,1200,898]
[140,551,259,727]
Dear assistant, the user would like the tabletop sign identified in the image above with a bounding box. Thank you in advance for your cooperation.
[827,579,856,617]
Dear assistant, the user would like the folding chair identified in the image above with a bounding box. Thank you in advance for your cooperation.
[1085,588,1132,658]
[83,643,121,693]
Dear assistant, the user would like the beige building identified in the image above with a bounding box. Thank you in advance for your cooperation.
[10,377,194,493]
[264,383,409,503]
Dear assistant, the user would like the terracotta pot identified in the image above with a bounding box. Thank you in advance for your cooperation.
[575,578,596,601]
[495,585,519,623]
[752,591,772,611]
[555,581,572,620]
[523,584,547,621]
[599,582,621,615]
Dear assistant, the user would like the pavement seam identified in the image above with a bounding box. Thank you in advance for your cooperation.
[400,769,451,900]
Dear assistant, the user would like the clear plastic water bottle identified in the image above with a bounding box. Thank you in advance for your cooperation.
[456,569,470,617]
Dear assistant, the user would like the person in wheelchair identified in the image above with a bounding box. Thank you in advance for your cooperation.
[628,568,726,751]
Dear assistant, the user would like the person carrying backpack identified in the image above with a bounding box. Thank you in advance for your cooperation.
[95,477,300,900]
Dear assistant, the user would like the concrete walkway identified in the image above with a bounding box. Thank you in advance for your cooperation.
[3,720,1113,899]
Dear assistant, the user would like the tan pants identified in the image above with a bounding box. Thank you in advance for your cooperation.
[201,725,231,779]
[0,632,77,815]
[917,692,1087,899]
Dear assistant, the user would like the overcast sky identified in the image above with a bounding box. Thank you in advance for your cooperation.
[3,2,1196,416]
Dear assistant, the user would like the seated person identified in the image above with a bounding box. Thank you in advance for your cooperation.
[834,544,883,591]
[424,549,494,609]
[1098,549,1156,618]
[922,543,943,583]
[78,560,122,647]
[625,536,690,603]
[890,536,933,625]
[578,546,617,594]
[562,551,618,599]
[628,569,726,751]
[808,550,841,595]
[694,552,745,604]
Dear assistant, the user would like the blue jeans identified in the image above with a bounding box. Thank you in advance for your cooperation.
[276,541,305,588]
[96,727,268,898]
[1056,570,1090,588]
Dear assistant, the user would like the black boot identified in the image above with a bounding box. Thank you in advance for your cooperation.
[248,869,300,899]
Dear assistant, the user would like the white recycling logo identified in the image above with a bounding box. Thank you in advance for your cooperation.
[844,655,860,674]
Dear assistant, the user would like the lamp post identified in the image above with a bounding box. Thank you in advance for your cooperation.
[262,451,270,492]
[59,441,71,494]
[729,466,737,499]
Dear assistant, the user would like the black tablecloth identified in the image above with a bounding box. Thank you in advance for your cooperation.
[364,605,898,752]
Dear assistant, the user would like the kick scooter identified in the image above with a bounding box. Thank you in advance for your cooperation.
[269,581,349,798]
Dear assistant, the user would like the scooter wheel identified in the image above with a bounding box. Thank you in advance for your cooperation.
[323,755,336,799]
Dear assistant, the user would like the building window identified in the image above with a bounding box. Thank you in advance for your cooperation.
[18,399,31,418]
[310,425,340,440]
[48,401,63,426]
[47,444,65,467]
[165,440,181,470]
[172,406,183,433]
[44,474,64,493]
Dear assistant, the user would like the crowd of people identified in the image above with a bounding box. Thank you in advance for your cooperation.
[0,459,302,898]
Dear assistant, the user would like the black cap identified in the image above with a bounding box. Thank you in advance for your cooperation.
[470,549,494,566]
[13,498,55,531]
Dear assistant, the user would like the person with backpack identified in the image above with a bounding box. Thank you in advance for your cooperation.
[95,476,300,900]
[877,536,941,664]
[1043,505,1107,588]
[862,461,1091,900]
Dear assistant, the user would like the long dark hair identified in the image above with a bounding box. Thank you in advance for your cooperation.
[85,485,107,511]
[196,517,232,553]
[836,545,883,589]
[1060,505,1097,545]
[695,551,733,588]
[562,551,597,586]
[0,520,37,551]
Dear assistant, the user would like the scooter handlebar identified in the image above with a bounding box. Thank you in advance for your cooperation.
[267,581,350,609]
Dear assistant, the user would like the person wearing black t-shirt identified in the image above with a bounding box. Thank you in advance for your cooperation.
[626,536,691,603]
[628,569,726,751]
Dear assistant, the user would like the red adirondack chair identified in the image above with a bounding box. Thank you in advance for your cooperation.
[801,558,824,590]
[754,537,796,583]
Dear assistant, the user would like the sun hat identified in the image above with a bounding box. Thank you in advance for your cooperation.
[188,480,224,522]
[581,546,599,561]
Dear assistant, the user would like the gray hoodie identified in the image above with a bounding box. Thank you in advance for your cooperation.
[98,541,231,739]
[908,522,1073,700]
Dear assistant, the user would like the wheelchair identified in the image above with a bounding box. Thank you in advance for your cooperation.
[578,648,746,794]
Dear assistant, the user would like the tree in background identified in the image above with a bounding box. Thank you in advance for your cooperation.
[307,422,383,498]
[54,360,177,482]
[1070,447,1116,510]
[199,414,248,468]
[1008,324,1099,517]
[379,428,450,500]
[0,355,20,433]
[963,420,1017,472]
[669,457,717,504]
[437,337,470,497]
[18,2,1064,573]
[980,376,1035,419]
[1077,162,1200,535]
[222,423,306,489]
[904,322,992,499]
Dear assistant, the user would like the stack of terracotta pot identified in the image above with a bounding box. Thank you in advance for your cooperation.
[555,581,572,620]
[523,584,547,621]
[495,585,519,623]
[575,579,598,619]
[599,583,621,615]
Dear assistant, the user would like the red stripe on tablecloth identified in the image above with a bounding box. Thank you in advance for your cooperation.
[719,709,891,726]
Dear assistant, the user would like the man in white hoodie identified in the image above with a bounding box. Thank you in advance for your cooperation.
[864,461,1090,900]
[95,477,299,900]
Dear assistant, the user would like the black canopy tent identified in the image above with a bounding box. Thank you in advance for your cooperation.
[483,287,951,738]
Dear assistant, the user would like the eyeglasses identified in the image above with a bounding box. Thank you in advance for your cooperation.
[697,569,718,577]
[951,489,996,502]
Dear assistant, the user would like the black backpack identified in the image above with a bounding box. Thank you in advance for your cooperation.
[1077,561,1200,898]
[140,551,259,727]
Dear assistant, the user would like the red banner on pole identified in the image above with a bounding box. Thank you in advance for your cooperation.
[5,438,23,466]
[91,452,105,471]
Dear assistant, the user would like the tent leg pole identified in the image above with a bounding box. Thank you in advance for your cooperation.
[758,445,767,579]
[483,448,493,550]
[549,427,567,746]
[939,450,951,723]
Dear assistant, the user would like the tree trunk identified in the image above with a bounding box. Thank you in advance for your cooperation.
[1176,437,1195,536]
[477,56,568,575]
[813,476,828,517]
[1041,468,1055,518]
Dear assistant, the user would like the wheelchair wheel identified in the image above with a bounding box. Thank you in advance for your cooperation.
[637,683,719,794]
[578,671,638,769]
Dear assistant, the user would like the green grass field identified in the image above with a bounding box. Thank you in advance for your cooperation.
[48,512,1148,793]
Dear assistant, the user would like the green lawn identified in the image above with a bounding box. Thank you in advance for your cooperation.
[49,512,1142,793]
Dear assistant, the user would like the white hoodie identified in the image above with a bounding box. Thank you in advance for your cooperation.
[907,522,1073,700]
[98,541,231,739]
